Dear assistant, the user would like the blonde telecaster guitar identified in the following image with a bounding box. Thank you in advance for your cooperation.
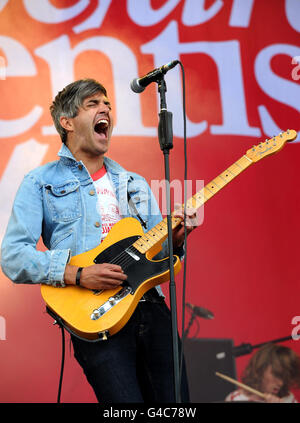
[41,130,297,340]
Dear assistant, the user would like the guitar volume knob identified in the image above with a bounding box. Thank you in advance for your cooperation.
[91,309,101,320]
[91,307,106,320]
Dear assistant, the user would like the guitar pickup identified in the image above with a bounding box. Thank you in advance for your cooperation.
[125,247,140,261]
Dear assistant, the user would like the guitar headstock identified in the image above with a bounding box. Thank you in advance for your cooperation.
[246,130,297,163]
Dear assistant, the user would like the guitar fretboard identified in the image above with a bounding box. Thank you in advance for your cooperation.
[133,154,253,254]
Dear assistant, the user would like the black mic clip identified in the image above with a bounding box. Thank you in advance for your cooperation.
[232,342,253,357]
[186,303,214,320]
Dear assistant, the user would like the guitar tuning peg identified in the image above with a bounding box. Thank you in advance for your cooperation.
[287,129,290,134]
[280,133,283,137]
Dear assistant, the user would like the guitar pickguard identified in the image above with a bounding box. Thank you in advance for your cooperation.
[93,235,175,294]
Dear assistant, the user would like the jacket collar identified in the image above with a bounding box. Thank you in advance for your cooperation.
[58,143,77,163]
[58,143,128,177]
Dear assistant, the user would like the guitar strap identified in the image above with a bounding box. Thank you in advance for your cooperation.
[127,190,147,230]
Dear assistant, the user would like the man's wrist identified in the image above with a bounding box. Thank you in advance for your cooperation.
[64,264,79,285]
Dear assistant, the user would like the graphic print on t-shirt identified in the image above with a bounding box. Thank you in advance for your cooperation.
[91,166,121,242]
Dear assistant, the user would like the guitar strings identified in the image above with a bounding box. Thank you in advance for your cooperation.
[106,245,139,269]
[110,253,133,268]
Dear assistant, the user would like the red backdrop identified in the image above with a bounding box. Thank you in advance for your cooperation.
[0,0,299,403]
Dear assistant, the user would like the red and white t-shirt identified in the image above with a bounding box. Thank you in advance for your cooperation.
[91,166,121,242]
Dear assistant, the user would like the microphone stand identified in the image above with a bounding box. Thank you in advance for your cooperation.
[157,76,181,403]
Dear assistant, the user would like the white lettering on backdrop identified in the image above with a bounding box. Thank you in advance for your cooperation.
[142,21,261,138]
[0,0,299,245]
[35,35,156,136]
[0,35,43,137]
[255,44,300,138]
[23,0,89,24]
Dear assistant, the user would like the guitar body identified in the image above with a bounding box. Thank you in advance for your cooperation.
[41,217,181,340]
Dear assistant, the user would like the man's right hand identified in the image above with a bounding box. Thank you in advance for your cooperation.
[64,263,127,290]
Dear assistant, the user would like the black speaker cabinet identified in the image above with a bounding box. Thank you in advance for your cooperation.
[184,338,237,403]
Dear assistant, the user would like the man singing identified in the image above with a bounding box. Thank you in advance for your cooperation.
[1,78,196,402]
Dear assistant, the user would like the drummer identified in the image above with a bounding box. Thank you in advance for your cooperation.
[225,343,300,403]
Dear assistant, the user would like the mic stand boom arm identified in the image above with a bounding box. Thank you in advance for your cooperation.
[234,335,294,357]
[157,76,181,403]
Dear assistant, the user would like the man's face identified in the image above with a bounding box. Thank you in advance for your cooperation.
[65,91,114,157]
[261,365,284,395]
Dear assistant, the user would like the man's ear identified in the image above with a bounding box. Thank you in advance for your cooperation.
[60,116,74,132]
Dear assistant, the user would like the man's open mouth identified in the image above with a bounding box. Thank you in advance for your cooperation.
[94,119,109,137]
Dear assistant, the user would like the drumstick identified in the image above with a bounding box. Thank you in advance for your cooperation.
[215,371,267,400]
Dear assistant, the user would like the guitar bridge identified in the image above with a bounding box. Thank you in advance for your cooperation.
[90,286,132,320]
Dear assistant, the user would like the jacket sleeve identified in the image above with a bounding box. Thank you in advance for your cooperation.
[1,174,70,287]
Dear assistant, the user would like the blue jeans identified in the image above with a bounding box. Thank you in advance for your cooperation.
[71,300,190,403]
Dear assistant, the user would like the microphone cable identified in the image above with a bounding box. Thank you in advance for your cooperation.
[176,60,188,388]
[57,323,65,403]
[46,307,66,403]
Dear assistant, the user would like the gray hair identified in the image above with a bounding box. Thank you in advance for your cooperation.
[50,78,107,144]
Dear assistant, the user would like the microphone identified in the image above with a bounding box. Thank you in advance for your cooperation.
[216,343,253,360]
[130,60,179,93]
[186,303,214,320]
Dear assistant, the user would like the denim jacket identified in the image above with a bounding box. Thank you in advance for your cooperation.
[1,144,177,295]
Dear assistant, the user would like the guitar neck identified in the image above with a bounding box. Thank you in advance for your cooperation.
[185,154,253,211]
[133,154,253,254]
